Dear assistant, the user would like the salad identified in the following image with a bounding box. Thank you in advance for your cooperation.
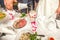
[19,32,41,40]
[0,12,6,20]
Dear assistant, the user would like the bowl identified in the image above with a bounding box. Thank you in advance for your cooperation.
[0,12,6,20]
[0,12,10,23]
[15,29,32,40]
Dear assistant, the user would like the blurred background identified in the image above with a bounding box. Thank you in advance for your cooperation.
[0,0,39,13]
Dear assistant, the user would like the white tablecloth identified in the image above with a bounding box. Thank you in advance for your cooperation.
[0,0,60,40]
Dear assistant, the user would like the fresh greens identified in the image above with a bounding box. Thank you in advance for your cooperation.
[20,32,41,40]
[29,32,41,40]
[20,13,26,18]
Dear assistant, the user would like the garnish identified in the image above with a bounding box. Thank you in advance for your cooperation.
[20,13,26,18]
[29,32,41,40]
[49,37,54,40]
[30,32,37,40]
[20,32,42,40]
[0,12,6,20]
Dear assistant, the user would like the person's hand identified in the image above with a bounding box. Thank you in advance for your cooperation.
[56,6,60,14]
[56,6,60,20]
[4,0,13,10]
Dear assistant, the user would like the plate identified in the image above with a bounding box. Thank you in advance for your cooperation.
[15,29,33,40]
[0,11,10,23]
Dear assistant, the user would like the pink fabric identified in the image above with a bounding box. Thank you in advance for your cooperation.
[31,21,37,32]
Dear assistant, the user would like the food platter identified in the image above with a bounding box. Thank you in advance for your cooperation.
[15,30,32,40]
[13,19,27,29]
[0,11,10,23]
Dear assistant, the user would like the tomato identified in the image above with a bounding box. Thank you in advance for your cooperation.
[49,37,54,40]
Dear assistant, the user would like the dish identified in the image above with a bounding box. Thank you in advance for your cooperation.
[16,29,42,40]
[19,32,30,40]
[19,32,42,40]
[0,11,10,23]
[13,19,27,29]
[0,12,6,20]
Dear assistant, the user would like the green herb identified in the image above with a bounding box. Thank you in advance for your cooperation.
[29,32,41,40]
[38,37,41,40]
[29,32,40,40]
[20,13,26,18]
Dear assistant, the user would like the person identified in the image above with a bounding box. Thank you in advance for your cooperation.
[17,0,28,13]
[56,0,60,15]
[36,0,60,37]
[4,0,17,10]
[34,0,39,10]
[56,0,60,20]
[35,0,60,40]
[17,0,39,13]
[4,0,18,21]
[0,0,5,8]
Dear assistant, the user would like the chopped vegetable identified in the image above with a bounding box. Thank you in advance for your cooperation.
[0,12,6,20]
[20,13,26,18]
[49,37,54,40]
[19,32,41,40]
[30,32,37,40]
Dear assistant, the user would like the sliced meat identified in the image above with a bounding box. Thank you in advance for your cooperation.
[13,19,27,29]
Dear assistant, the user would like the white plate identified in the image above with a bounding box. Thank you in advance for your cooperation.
[15,29,32,40]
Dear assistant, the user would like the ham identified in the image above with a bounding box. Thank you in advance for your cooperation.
[13,19,27,29]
